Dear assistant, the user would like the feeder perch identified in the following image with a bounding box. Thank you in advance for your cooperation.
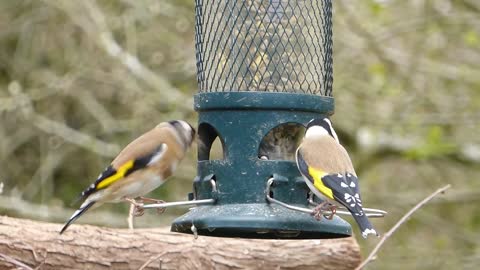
[171,0,351,239]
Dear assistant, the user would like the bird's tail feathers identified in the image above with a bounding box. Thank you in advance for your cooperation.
[60,201,96,234]
[352,212,379,239]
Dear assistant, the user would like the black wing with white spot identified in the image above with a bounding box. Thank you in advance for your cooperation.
[321,173,363,214]
[321,173,378,238]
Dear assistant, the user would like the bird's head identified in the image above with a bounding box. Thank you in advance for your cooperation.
[305,117,339,143]
[167,120,196,149]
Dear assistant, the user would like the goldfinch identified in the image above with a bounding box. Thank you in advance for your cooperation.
[60,120,195,234]
[295,118,378,238]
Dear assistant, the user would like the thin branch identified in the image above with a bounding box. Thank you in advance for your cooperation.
[355,184,451,270]
[0,252,33,270]
[0,126,36,159]
[7,81,120,158]
[33,115,120,157]
[71,90,125,133]
[138,249,183,270]
[74,0,190,108]
[21,147,74,201]
[138,252,166,270]
[41,0,192,110]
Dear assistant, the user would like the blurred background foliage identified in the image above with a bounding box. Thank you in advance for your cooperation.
[0,0,479,269]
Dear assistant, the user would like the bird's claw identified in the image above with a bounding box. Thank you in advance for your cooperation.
[151,199,166,215]
[311,202,326,220]
[312,211,323,221]
[311,202,336,221]
[126,197,166,216]
[133,204,145,217]
[324,205,336,220]
[124,197,144,217]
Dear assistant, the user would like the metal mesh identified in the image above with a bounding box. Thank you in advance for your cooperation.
[195,0,333,96]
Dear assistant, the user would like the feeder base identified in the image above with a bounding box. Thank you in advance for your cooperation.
[171,203,352,239]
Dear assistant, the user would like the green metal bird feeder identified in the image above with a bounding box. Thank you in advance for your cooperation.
[171,0,352,239]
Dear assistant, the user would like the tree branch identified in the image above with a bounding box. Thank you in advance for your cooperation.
[7,81,120,158]
[0,252,34,270]
[0,216,361,270]
[43,0,192,109]
[355,184,451,270]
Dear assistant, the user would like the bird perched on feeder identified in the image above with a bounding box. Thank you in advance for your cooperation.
[295,118,378,238]
[60,120,195,234]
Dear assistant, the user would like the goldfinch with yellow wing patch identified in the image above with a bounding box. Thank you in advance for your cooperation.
[60,120,195,234]
[296,118,378,238]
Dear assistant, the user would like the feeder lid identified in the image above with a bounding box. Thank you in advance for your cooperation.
[194,92,334,113]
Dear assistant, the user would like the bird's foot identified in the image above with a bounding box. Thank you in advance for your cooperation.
[311,201,328,220]
[133,205,145,217]
[138,197,166,214]
[124,197,145,217]
[324,204,337,220]
[311,201,336,221]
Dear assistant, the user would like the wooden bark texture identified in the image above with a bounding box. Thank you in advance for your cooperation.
[0,216,361,270]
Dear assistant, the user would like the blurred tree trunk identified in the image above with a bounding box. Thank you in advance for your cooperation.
[0,216,360,270]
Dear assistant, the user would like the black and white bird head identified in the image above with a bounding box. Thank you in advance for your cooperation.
[305,118,339,143]
[167,120,196,149]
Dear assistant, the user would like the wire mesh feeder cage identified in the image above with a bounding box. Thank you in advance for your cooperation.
[170,0,350,239]
[195,0,333,95]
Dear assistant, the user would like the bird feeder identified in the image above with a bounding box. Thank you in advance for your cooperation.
[170,0,351,239]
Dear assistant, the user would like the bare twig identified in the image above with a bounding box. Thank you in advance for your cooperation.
[73,90,125,132]
[7,81,120,158]
[21,146,73,200]
[0,126,36,158]
[138,250,173,270]
[32,115,120,158]
[355,184,451,270]
[40,0,193,112]
[47,0,190,109]
[0,252,33,270]
[138,254,163,270]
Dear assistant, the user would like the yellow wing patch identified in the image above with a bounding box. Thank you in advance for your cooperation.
[308,167,334,200]
[96,160,135,189]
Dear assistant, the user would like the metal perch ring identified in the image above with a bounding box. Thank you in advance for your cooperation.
[265,178,387,218]
[143,179,217,210]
